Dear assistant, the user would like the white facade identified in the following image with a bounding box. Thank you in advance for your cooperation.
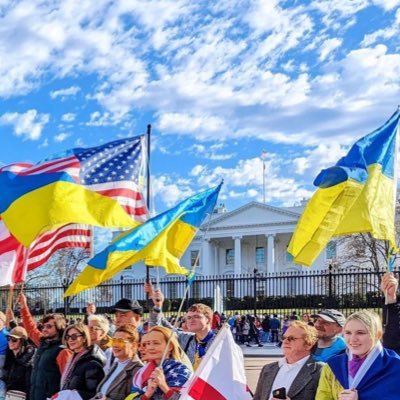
[120,201,332,281]
[181,202,330,277]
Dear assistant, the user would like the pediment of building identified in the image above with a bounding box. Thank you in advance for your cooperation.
[202,201,300,230]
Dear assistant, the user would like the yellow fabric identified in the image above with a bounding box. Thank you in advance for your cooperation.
[288,164,395,266]
[315,364,344,400]
[287,179,364,266]
[1,180,137,247]
[65,218,193,296]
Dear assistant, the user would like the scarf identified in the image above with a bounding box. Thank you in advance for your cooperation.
[61,349,88,390]
[193,331,214,371]
[348,355,367,378]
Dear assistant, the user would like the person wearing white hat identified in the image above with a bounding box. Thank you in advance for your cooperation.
[3,326,35,398]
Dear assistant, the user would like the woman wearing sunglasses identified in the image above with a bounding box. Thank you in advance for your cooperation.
[58,323,106,399]
[3,326,35,399]
[91,324,143,400]
[316,310,400,400]
[130,326,192,400]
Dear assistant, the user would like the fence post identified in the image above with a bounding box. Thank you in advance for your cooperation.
[253,268,258,316]
[62,279,69,316]
[328,263,333,307]
[120,275,124,299]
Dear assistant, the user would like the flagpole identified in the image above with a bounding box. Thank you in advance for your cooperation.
[261,150,266,204]
[146,124,152,309]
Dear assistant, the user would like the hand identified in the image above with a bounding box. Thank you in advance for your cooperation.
[16,292,28,310]
[339,389,358,400]
[152,289,164,307]
[144,281,155,297]
[149,367,169,393]
[145,378,157,398]
[5,307,14,329]
[381,272,398,304]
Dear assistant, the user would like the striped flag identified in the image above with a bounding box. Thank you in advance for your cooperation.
[0,135,148,285]
[179,324,252,400]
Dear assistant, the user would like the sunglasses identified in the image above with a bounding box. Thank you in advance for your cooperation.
[282,335,304,342]
[112,338,130,347]
[7,337,20,343]
[65,333,83,341]
[43,323,56,330]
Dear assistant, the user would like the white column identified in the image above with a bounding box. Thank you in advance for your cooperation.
[214,242,219,275]
[234,236,242,275]
[267,234,275,273]
[201,239,212,276]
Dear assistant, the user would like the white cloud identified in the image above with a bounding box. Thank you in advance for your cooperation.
[50,86,81,99]
[152,175,194,209]
[319,38,342,61]
[371,0,400,10]
[61,113,76,122]
[0,109,49,140]
[54,132,70,142]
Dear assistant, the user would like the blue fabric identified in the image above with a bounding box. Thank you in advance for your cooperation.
[327,347,400,399]
[0,329,8,356]
[313,109,399,188]
[313,336,346,362]
[90,183,222,270]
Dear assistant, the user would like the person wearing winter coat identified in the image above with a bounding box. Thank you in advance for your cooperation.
[58,323,106,400]
[3,326,35,399]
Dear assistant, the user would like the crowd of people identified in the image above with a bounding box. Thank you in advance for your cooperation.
[0,272,397,399]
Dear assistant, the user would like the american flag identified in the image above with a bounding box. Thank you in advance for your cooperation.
[0,135,148,285]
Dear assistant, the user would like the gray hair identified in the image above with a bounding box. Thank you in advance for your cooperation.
[88,314,110,333]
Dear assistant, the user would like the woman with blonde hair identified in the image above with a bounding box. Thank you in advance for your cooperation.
[316,310,400,400]
[130,326,192,399]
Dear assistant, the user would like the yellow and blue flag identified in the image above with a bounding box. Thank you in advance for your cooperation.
[0,136,146,247]
[65,183,222,296]
[288,110,400,266]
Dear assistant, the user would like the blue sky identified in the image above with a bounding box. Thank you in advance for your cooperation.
[1,0,400,215]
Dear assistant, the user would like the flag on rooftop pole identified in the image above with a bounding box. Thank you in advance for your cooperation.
[0,136,147,247]
[65,182,222,296]
[288,109,400,266]
[179,324,252,400]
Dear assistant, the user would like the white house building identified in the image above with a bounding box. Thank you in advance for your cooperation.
[120,201,335,281]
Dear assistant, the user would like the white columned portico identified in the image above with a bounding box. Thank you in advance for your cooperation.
[233,236,242,275]
[201,239,212,276]
[267,234,275,273]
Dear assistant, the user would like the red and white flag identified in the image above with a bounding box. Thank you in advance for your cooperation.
[179,324,252,400]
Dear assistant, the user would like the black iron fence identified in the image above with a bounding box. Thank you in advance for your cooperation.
[3,267,397,318]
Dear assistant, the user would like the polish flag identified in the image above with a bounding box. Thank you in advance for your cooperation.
[179,324,252,400]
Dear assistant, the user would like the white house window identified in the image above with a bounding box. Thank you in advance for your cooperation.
[256,247,265,264]
[191,250,200,267]
[326,241,337,260]
[226,249,234,265]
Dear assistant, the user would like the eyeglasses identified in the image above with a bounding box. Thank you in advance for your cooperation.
[43,323,56,330]
[282,335,304,342]
[65,333,83,341]
[89,326,103,332]
[186,315,204,321]
[7,337,20,343]
[112,338,130,347]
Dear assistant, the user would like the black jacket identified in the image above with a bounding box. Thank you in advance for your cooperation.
[383,302,400,354]
[4,344,35,398]
[30,338,65,400]
[62,345,106,400]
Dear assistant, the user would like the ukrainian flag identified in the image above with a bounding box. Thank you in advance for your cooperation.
[288,110,399,266]
[65,183,222,296]
[0,171,135,247]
